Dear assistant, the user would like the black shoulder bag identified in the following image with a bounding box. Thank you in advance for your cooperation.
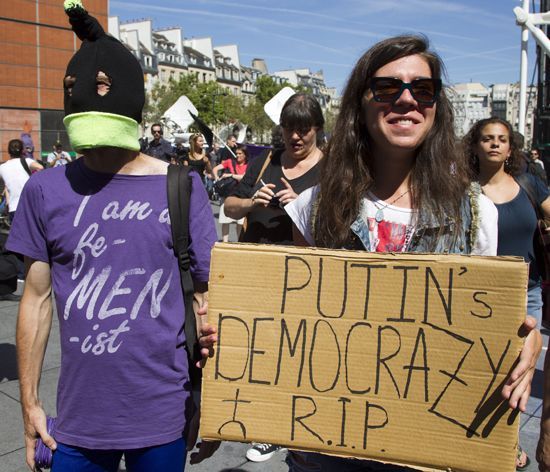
[20,157,32,176]
[167,164,202,389]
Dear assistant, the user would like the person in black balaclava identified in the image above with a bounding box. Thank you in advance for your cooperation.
[7,1,219,470]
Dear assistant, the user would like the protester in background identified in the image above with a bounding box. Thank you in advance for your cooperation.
[465,117,550,325]
[47,142,72,167]
[219,134,238,162]
[532,148,545,169]
[213,145,249,241]
[465,118,550,470]
[208,142,222,168]
[515,132,548,185]
[225,93,324,462]
[184,133,214,193]
[143,123,173,162]
[225,93,323,246]
[0,139,43,222]
[286,35,541,472]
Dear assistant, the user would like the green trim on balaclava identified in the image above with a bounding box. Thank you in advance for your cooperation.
[64,112,140,152]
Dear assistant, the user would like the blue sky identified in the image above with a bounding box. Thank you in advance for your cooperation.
[110,0,539,94]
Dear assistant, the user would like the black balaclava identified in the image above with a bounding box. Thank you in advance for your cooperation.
[63,0,145,151]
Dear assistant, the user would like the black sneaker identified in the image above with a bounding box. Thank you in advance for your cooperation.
[0,293,21,301]
[246,443,283,462]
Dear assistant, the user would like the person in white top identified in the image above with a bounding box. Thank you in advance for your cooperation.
[46,142,72,167]
[0,139,43,222]
[285,34,542,472]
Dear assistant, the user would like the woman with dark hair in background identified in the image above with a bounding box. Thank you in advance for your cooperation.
[465,117,550,325]
[0,139,43,222]
[464,117,550,470]
[286,35,541,471]
[224,93,324,463]
[224,93,324,245]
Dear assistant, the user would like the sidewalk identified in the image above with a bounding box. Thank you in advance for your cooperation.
[0,203,546,471]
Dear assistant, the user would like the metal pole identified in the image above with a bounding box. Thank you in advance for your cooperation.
[518,0,530,136]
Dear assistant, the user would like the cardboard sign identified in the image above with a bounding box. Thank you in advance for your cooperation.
[200,243,528,472]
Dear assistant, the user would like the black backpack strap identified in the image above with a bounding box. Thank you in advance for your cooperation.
[167,164,201,388]
[515,173,542,219]
[20,157,32,176]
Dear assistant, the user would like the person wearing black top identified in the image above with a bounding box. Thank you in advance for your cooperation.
[224,93,324,463]
[184,133,213,194]
[225,93,323,246]
[143,123,173,162]
[220,135,237,162]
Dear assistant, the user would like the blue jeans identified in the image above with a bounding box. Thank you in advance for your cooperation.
[51,437,186,472]
[527,283,543,327]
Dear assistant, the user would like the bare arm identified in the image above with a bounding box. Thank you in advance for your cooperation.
[541,196,550,227]
[212,163,224,179]
[203,156,213,177]
[17,258,56,470]
[29,161,44,172]
[224,195,254,220]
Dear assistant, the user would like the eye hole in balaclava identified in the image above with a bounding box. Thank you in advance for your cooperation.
[64,75,76,97]
[96,71,112,96]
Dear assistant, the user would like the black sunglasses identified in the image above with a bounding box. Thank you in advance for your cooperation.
[369,77,442,105]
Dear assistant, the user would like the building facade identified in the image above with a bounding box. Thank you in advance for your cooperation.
[273,68,333,110]
[448,83,491,138]
[0,0,108,161]
[449,82,538,148]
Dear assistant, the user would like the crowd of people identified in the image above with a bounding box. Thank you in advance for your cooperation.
[2,2,550,472]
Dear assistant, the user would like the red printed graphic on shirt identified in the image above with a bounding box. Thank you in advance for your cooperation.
[367,217,409,252]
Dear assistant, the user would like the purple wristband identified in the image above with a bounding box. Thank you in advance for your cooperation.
[34,416,56,469]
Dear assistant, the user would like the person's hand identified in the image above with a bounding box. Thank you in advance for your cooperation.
[23,405,56,471]
[276,177,299,206]
[196,301,217,368]
[189,439,221,464]
[251,183,276,207]
[501,315,541,411]
[220,173,232,180]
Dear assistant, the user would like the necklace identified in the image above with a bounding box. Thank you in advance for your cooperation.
[371,189,410,223]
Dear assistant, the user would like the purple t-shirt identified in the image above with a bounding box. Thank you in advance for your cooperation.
[7,159,217,449]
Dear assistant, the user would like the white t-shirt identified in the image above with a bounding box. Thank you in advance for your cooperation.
[47,151,71,167]
[285,185,498,256]
[0,158,34,212]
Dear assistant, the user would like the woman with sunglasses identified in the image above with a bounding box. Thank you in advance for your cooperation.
[286,35,541,472]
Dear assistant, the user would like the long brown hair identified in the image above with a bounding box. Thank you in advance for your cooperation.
[314,35,469,248]
[463,117,523,177]
[189,133,205,158]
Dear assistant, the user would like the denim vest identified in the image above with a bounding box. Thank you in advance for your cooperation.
[344,183,481,255]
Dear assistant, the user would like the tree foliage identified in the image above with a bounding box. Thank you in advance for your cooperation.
[146,72,320,143]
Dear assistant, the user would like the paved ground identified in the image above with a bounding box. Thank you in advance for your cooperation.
[0,202,547,471]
